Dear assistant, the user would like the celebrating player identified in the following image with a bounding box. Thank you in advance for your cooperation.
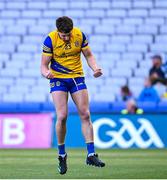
[41,16,105,175]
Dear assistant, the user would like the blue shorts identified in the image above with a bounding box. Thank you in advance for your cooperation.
[50,77,87,94]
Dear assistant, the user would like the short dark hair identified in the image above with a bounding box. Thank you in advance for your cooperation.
[151,55,162,61]
[56,16,73,33]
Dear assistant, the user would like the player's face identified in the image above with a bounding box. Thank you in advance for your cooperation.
[58,32,71,42]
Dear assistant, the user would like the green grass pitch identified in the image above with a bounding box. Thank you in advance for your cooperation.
[0,149,167,179]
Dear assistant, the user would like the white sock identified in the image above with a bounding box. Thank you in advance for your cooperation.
[59,153,66,158]
[88,153,95,157]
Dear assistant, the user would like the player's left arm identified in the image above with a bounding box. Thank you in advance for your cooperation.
[81,32,102,78]
[82,47,102,78]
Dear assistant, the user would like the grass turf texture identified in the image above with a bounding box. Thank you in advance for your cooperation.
[0,149,167,179]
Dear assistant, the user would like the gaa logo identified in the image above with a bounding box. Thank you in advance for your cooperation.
[93,118,164,149]
[50,82,55,88]
[56,81,61,86]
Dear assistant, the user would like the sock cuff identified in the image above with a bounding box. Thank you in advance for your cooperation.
[58,143,65,146]
[86,141,94,144]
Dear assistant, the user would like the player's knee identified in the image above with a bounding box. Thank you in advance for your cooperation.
[80,109,90,121]
[57,113,67,124]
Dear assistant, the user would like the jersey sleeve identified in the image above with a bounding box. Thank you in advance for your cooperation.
[42,36,53,56]
[81,32,89,49]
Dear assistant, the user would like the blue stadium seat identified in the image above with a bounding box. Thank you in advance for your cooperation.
[106,77,127,87]
[0,54,10,62]
[70,1,89,9]
[6,2,26,9]
[25,93,46,102]
[9,85,29,94]
[116,60,137,69]
[29,26,49,35]
[133,1,153,8]
[22,10,41,18]
[106,44,126,53]
[156,35,167,43]
[128,9,148,17]
[137,25,158,34]
[132,35,153,43]
[21,69,41,78]
[102,18,122,25]
[23,35,43,44]
[111,35,131,43]
[129,77,144,87]
[160,26,167,34]
[107,10,127,17]
[145,18,164,25]
[111,1,131,8]
[150,44,167,52]
[100,53,121,61]
[111,68,133,78]
[90,44,104,53]
[6,26,26,35]
[90,35,109,44]
[37,18,55,26]
[91,1,110,9]
[17,44,38,53]
[116,25,136,34]
[65,10,84,18]
[1,35,21,45]
[16,78,36,86]
[0,68,20,78]
[95,25,115,35]
[0,2,5,9]
[134,68,149,78]
[48,2,68,9]
[130,85,143,98]
[0,44,15,53]
[1,10,21,18]
[27,2,47,9]
[127,43,148,53]
[17,19,36,26]
[0,26,5,35]
[78,24,92,35]
[81,18,100,26]
[43,10,63,18]
[3,93,24,102]
[0,78,14,86]
[0,86,7,94]
[0,19,15,26]
[139,60,152,68]
[122,52,143,60]
[94,92,115,102]
[124,18,143,25]
[150,9,167,17]
[12,53,32,61]
[155,1,167,8]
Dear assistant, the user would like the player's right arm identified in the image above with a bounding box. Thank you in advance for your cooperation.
[41,36,54,79]
[41,55,54,79]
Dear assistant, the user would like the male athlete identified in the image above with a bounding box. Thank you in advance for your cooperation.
[41,16,105,175]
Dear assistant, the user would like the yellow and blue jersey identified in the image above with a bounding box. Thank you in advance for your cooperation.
[42,27,89,78]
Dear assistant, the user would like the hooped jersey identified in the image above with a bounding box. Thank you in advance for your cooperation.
[42,27,89,78]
